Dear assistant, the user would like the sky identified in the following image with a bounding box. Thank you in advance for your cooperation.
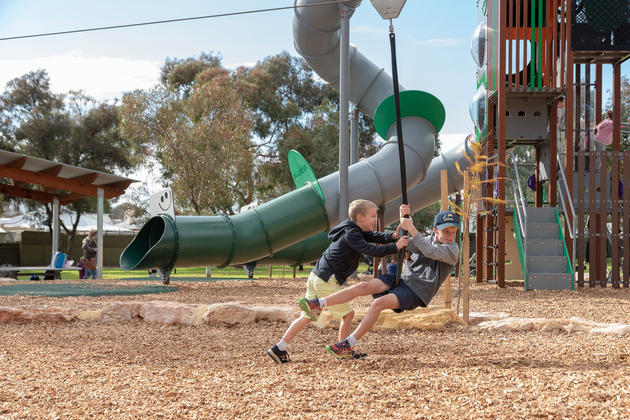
[0,0,628,196]
[0,1,480,137]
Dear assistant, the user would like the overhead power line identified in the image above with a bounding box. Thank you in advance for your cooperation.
[0,1,345,42]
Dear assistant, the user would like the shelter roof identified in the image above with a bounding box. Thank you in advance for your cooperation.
[0,149,138,205]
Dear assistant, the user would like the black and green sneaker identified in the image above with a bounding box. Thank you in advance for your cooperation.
[350,351,367,360]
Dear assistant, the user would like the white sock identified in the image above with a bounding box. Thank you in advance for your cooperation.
[347,335,357,347]
[276,340,288,351]
[319,297,328,308]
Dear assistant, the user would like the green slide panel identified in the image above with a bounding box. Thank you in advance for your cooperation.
[120,184,328,270]
[257,231,330,265]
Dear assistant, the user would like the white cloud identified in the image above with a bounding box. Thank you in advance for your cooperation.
[439,133,470,151]
[226,61,257,69]
[0,51,161,101]
[414,38,460,47]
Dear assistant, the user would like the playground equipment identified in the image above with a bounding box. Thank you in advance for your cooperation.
[121,0,474,283]
[475,0,630,289]
[122,1,630,291]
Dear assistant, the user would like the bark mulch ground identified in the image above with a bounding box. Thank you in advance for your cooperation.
[1,276,629,419]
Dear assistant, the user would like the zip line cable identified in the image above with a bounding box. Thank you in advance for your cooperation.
[0,1,345,42]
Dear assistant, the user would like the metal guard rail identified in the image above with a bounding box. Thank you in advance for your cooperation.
[556,152,576,271]
[510,155,528,279]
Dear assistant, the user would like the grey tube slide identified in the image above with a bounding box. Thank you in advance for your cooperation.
[120,0,465,272]
[293,0,440,226]
[245,1,472,265]
[381,136,473,223]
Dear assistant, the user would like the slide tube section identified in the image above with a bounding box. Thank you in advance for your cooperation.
[120,184,328,270]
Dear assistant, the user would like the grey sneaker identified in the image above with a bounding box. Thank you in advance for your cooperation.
[267,345,290,364]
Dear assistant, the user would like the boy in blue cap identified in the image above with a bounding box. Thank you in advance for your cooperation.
[300,205,460,359]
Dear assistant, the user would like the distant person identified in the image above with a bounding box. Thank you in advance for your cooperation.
[76,257,86,280]
[594,110,613,170]
[266,199,407,364]
[81,230,98,279]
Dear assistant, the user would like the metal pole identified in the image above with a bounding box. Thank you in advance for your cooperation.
[52,196,59,254]
[97,188,104,279]
[388,23,409,286]
[338,5,350,221]
[350,107,359,165]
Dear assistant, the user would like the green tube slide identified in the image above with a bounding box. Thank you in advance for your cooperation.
[256,231,329,265]
[120,184,328,271]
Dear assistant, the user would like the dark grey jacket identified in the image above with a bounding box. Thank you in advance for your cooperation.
[82,237,97,259]
[313,219,398,285]
[401,233,459,306]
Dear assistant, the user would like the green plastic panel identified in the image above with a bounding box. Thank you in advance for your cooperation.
[537,0,543,90]
[493,0,497,91]
[288,150,324,203]
[257,231,330,265]
[120,184,329,271]
[373,90,446,140]
[477,71,487,89]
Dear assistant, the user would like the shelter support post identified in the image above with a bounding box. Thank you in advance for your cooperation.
[52,196,60,254]
[97,187,104,279]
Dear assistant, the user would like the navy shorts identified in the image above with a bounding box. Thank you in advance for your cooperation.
[372,273,426,313]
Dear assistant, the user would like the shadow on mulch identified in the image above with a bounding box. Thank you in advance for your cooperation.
[118,276,252,282]
[0,283,177,297]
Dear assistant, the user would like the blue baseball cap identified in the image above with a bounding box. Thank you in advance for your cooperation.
[433,211,460,230]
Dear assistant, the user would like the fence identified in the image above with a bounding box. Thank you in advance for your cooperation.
[573,150,630,288]
[0,231,136,267]
[572,0,630,51]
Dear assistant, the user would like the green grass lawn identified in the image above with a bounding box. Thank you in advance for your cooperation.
[60,265,317,280]
[56,263,376,280]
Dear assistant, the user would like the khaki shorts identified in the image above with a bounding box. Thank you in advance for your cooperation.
[302,272,353,320]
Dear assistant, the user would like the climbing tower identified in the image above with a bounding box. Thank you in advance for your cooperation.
[473,0,630,289]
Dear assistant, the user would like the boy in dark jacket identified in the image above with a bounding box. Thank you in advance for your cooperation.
[267,199,407,364]
[300,206,460,359]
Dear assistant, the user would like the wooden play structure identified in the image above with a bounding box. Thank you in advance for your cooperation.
[474,0,630,289]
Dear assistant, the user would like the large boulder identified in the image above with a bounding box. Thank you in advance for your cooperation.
[139,301,200,325]
[0,306,77,323]
[101,302,143,322]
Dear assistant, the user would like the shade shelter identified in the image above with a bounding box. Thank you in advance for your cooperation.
[0,149,137,278]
